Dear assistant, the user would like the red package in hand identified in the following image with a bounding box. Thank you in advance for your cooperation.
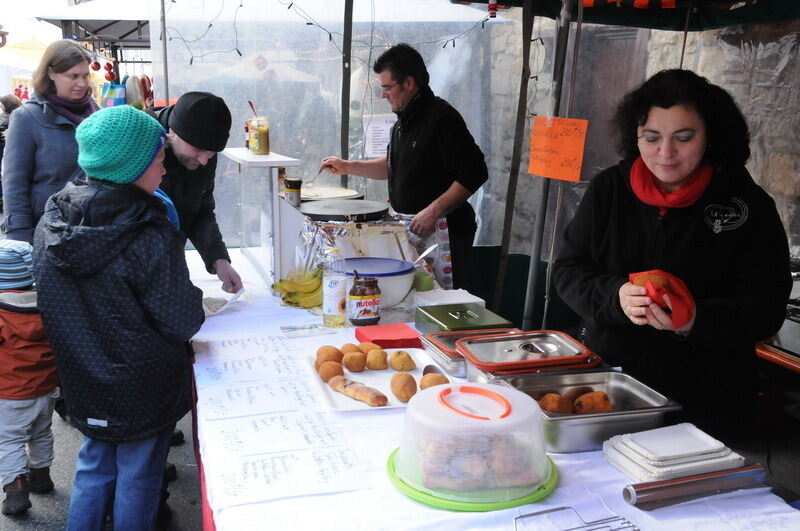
[629,269,695,329]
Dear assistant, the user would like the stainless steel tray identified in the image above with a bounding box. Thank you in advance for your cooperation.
[461,331,586,364]
[500,370,681,453]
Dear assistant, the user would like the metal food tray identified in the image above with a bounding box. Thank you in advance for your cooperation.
[460,331,586,364]
[500,371,681,453]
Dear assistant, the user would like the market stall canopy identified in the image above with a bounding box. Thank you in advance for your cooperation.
[0,38,47,72]
[36,0,150,49]
[465,0,800,30]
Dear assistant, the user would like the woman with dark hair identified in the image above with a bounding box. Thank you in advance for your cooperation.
[553,69,791,439]
[1,40,97,242]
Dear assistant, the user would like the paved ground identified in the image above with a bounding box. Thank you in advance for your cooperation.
[1,412,202,531]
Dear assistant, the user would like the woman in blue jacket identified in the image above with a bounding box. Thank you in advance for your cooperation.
[1,40,96,242]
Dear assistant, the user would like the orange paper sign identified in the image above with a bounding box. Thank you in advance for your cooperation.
[528,116,588,182]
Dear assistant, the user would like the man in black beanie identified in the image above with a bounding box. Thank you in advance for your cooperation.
[147,91,242,293]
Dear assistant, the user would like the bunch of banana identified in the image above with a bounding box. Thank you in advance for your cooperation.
[272,267,322,308]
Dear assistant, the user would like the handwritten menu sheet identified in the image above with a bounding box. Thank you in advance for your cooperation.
[194,351,312,389]
[528,115,589,182]
[194,333,370,507]
[198,380,320,420]
[206,447,363,509]
[201,411,344,460]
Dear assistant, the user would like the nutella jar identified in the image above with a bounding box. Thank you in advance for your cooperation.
[348,276,381,326]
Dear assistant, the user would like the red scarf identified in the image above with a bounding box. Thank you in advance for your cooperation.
[629,157,713,215]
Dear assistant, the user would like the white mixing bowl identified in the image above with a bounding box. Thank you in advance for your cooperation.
[337,257,415,308]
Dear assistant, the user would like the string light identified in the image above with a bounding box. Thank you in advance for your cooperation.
[165,0,245,65]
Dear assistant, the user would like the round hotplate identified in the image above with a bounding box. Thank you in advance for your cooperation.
[298,199,388,221]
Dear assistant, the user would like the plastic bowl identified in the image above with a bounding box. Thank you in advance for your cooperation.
[336,257,415,308]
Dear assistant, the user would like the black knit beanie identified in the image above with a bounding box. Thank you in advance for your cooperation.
[168,91,231,152]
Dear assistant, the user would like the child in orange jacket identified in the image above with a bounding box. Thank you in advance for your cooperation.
[0,239,57,516]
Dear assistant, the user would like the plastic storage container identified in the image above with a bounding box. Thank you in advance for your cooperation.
[456,330,601,383]
[420,328,522,378]
[389,383,556,509]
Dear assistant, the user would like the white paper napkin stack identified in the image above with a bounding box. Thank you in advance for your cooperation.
[602,422,745,483]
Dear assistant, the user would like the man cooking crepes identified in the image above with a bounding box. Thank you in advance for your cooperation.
[321,43,488,289]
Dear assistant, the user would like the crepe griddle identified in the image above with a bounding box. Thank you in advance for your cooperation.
[299,199,388,221]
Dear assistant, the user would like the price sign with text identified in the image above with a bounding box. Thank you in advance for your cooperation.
[528,116,588,182]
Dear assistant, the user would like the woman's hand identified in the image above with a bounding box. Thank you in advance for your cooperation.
[619,283,695,333]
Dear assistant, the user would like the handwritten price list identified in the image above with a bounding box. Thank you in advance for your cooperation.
[528,116,589,182]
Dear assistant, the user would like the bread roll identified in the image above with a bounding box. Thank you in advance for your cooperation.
[366,349,388,370]
[328,375,388,407]
[341,343,362,353]
[420,373,449,389]
[538,393,573,414]
[573,391,612,413]
[389,350,416,371]
[316,345,343,361]
[391,372,417,402]
[358,342,383,354]
[342,351,367,372]
[318,361,344,382]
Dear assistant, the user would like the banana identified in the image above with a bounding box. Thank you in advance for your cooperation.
[274,268,321,294]
[296,285,322,308]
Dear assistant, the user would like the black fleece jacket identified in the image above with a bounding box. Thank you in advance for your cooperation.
[386,86,488,237]
[148,106,230,274]
[553,161,791,436]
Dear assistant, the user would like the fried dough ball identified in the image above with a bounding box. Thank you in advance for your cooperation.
[314,351,343,370]
[316,345,343,361]
[538,393,573,414]
[366,349,388,370]
[389,350,416,371]
[563,386,594,404]
[358,342,383,354]
[342,351,367,372]
[420,373,449,389]
[341,343,362,353]
[573,391,612,413]
[632,273,668,289]
[318,361,344,382]
[391,372,417,402]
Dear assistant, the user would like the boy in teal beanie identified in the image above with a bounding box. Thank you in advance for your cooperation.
[33,105,204,530]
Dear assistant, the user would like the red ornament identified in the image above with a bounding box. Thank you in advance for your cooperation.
[90,61,101,71]
[103,62,114,71]
[104,71,116,81]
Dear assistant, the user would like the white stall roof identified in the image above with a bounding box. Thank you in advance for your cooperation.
[37,0,151,49]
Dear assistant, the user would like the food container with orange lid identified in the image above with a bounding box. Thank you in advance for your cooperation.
[420,328,522,378]
[499,370,681,453]
[387,382,558,510]
[455,330,602,384]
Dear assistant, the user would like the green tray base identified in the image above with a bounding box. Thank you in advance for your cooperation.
[386,448,558,512]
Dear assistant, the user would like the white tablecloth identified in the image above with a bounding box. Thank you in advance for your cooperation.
[188,250,800,531]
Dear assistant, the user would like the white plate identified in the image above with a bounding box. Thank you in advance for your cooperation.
[619,423,726,462]
[311,348,444,411]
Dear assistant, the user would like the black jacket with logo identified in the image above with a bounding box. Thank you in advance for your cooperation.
[33,181,204,442]
[387,86,488,238]
[553,160,791,436]
[148,106,230,274]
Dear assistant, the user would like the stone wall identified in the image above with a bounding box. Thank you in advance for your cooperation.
[487,14,800,262]
[647,20,800,261]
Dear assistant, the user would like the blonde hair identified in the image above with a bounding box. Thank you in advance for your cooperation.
[32,40,93,96]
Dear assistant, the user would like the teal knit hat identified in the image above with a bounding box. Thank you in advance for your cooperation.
[76,105,166,184]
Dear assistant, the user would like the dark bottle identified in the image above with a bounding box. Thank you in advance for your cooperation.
[348,275,381,326]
